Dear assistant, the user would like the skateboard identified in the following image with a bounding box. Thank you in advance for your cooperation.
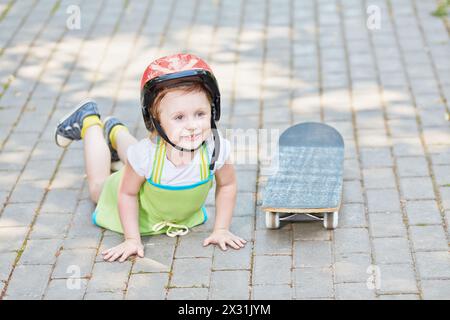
[261,122,344,229]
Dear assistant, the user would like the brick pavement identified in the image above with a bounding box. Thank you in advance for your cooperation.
[0,0,449,300]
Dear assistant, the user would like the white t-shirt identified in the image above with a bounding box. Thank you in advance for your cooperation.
[127,130,231,186]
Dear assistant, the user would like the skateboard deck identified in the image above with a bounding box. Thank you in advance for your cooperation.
[261,122,344,228]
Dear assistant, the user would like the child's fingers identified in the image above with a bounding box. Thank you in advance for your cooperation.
[103,250,115,261]
[119,251,130,263]
[219,240,227,251]
[226,239,240,250]
[203,238,212,247]
[102,248,112,255]
[232,238,245,248]
[108,251,122,262]
[137,247,144,257]
[234,237,246,247]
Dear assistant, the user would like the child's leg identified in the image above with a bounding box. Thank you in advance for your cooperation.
[83,124,111,203]
[114,128,138,165]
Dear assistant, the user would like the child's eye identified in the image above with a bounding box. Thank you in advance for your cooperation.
[175,115,183,120]
[197,112,205,117]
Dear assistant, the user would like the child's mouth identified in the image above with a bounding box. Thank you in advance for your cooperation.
[183,133,201,141]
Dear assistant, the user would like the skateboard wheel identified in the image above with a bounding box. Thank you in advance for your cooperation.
[323,211,338,229]
[265,212,280,229]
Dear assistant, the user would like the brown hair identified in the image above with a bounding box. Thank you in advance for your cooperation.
[148,82,212,139]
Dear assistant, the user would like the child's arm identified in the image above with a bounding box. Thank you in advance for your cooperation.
[203,163,247,251]
[102,162,146,262]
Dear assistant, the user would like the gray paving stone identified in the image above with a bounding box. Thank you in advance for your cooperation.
[432,165,450,186]
[44,278,88,300]
[255,229,292,255]
[0,170,21,192]
[294,241,332,268]
[29,213,72,239]
[234,192,256,216]
[20,159,58,181]
[0,226,28,252]
[39,189,80,215]
[405,200,443,225]
[132,241,175,274]
[252,284,293,300]
[415,251,450,279]
[360,147,393,168]
[396,157,429,177]
[388,119,419,138]
[362,168,396,189]
[0,203,37,227]
[63,233,102,250]
[358,129,390,148]
[339,203,367,228]
[392,137,425,157]
[209,270,250,300]
[334,253,372,284]
[8,180,48,203]
[167,287,209,300]
[0,252,17,281]
[4,264,52,299]
[366,189,401,213]
[335,282,377,300]
[427,145,450,166]
[369,212,407,238]
[229,215,254,241]
[293,222,331,241]
[19,238,62,265]
[50,167,85,190]
[373,238,412,265]
[87,261,132,292]
[171,258,211,288]
[126,273,168,300]
[293,267,333,299]
[343,158,361,181]
[422,126,450,146]
[253,255,291,285]
[52,248,97,279]
[176,232,214,258]
[409,225,448,252]
[0,151,29,171]
[377,264,418,294]
[213,243,252,271]
[334,228,370,255]
[421,280,450,300]
[235,170,257,192]
[440,187,450,211]
[343,180,364,203]
[400,177,435,200]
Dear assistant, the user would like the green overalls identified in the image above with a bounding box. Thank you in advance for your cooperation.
[92,136,214,237]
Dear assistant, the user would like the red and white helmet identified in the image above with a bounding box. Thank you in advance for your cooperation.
[140,53,221,133]
[140,53,221,164]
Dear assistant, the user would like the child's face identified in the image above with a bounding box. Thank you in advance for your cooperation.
[158,89,212,150]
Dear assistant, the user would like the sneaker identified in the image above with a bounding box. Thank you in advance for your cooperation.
[103,116,127,166]
[54,99,100,148]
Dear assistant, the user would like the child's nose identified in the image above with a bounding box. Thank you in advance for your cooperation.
[186,117,199,130]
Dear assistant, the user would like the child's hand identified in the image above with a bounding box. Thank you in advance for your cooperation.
[102,238,144,262]
[203,229,247,251]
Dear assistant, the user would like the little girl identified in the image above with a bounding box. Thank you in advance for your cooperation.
[54,53,246,262]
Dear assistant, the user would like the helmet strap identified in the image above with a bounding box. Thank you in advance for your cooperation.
[209,120,220,172]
